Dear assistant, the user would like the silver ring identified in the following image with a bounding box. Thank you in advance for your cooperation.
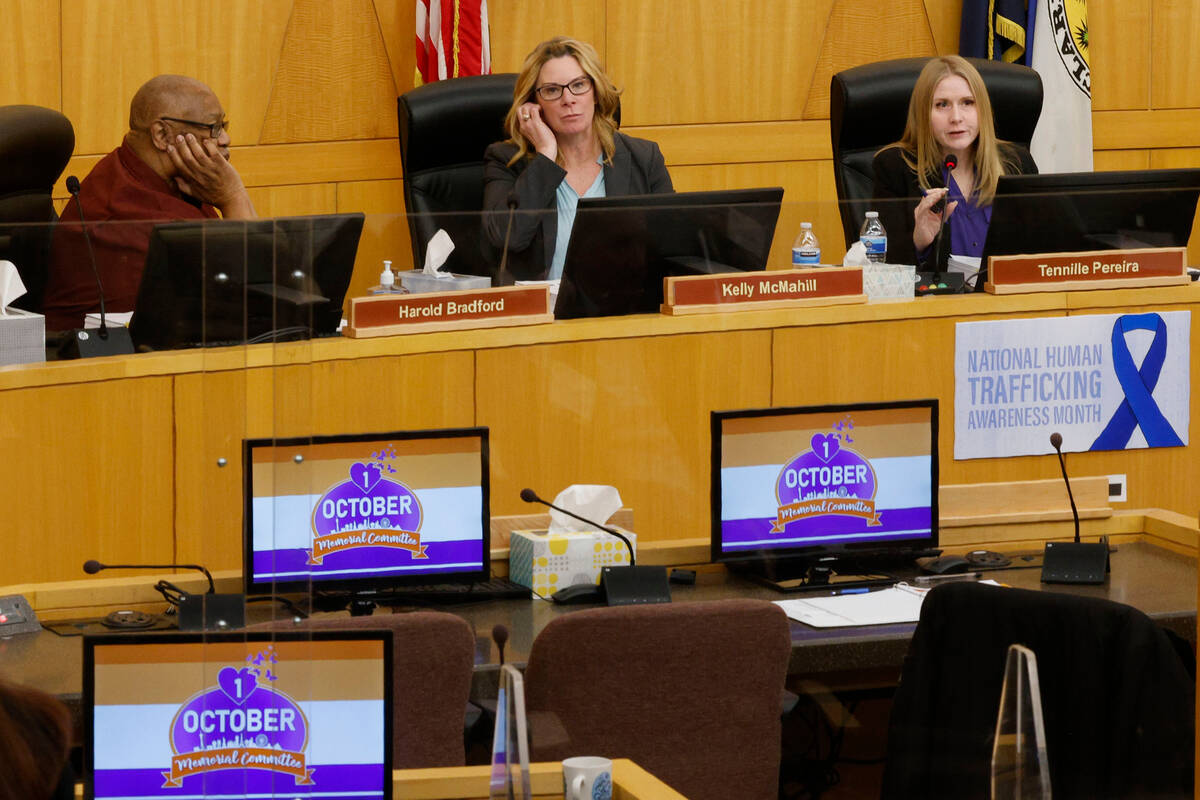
[522,113,530,120]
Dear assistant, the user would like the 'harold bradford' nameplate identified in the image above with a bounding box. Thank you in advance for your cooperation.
[661,267,866,315]
[346,284,553,337]
[986,247,1188,294]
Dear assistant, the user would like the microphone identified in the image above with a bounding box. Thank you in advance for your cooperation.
[929,154,956,269]
[519,487,637,565]
[1040,432,1109,584]
[520,488,670,606]
[1049,432,1079,543]
[58,176,134,359]
[83,559,216,594]
[495,190,519,286]
[491,624,509,666]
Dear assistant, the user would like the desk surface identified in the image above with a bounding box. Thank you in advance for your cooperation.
[5,540,1193,715]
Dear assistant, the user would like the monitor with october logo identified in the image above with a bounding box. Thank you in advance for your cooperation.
[84,630,392,800]
[711,399,938,571]
[243,428,490,594]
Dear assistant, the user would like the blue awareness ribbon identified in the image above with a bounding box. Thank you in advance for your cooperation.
[1090,312,1184,450]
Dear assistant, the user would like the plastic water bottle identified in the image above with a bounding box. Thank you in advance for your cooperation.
[860,211,887,263]
[791,222,821,266]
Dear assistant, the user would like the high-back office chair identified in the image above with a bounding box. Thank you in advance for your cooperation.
[882,582,1194,799]
[397,74,517,278]
[523,599,791,800]
[252,611,476,768]
[829,57,1043,248]
[0,105,75,312]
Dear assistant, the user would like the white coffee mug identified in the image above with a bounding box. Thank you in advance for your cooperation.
[562,756,612,800]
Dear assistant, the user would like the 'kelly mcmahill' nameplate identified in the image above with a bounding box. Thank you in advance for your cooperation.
[345,284,553,337]
[985,247,1188,294]
[661,267,866,315]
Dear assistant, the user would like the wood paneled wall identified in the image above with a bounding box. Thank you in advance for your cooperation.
[2,1,1198,295]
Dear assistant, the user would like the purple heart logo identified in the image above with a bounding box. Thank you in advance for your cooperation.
[350,462,382,494]
[217,666,258,705]
[810,433,840,463]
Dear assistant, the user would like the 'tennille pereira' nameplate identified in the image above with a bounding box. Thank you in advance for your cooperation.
[985,247,1188,294]
[661,267,866,315]
[345,284,553,337]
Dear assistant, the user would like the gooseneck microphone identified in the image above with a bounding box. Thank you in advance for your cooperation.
[519,487,636,565]
[1049,432,1080,543]
[492,624,509,666]
[520,487,671,606]
[496,190,520,286]
[59,177,134,358]
[1040,432,1109,584]
[83,559,216,594]
[929,154,957,270]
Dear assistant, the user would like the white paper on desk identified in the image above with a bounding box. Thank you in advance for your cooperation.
[0,260,26,315]
[84,311,133,329]
[776,580,1002,628]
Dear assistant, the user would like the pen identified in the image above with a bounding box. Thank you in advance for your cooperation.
[833,587,871,595]
[913,571,982,586]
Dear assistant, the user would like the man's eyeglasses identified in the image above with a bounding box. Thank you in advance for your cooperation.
[534,76,593,102]
[160,116,229,139]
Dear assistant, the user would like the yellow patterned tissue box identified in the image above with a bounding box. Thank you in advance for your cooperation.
[509,528,636,599]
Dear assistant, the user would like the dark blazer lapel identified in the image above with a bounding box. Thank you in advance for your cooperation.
[604,135,633,196]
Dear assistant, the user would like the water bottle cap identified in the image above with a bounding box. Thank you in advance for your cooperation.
[865,211,878,218]
[801,222,812,229]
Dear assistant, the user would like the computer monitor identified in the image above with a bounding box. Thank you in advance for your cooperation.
[554,187,784,319]
[979,168,1200,287]
[84,629,392,800]
[129,212,364,350]
[711,399,939,584]
[244,427,491,598]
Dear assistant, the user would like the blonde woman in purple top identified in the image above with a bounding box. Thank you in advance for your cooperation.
[872,55,1037,272]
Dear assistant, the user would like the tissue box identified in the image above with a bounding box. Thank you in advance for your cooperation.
[863,263,917,300]
[509,528,636,599]
[398,270,491,293]
[0,308,45,365]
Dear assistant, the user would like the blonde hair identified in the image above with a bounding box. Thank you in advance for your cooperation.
[504,37,621,167]
[882,55,1021,205]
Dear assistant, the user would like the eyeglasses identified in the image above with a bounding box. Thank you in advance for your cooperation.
[534,76,593,102]
[159,116,229,139]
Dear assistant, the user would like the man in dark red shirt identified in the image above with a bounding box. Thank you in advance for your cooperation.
[43,75,256,331]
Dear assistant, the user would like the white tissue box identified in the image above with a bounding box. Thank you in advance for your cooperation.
[0,308,45,365]
[398,270,491,294]
[509,528,636,599]
[863,263,917,300]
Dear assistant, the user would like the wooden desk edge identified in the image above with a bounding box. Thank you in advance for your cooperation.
[391,759,685,800]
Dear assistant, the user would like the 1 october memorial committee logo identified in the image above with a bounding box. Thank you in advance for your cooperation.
[162,645,312,787]
[773,418,881,533]
[308,445,427,564]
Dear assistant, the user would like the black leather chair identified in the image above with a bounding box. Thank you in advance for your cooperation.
[882,581,1194,799]
[829,57,1042,248]
[0,105,75,312]
[397,74,517,278]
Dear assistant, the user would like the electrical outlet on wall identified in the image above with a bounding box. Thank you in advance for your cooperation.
[1107,474,1127,503]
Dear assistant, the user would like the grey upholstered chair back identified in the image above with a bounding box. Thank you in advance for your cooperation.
[252,611,476,768]
[829,57,1043,248]
[0,105,75,311]
[524,599,791,800]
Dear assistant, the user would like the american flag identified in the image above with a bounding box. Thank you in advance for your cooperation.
[415,0,491,85]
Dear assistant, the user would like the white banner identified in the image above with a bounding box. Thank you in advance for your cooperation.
[954,312,1190,459]
[1029,0,1092,173]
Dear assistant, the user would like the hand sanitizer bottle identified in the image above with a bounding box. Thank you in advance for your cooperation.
[369,260,403,294]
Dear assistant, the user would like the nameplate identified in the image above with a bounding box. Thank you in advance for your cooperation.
[661,268,866,315]
[345,285,553,337]
[985,247,1188,294]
